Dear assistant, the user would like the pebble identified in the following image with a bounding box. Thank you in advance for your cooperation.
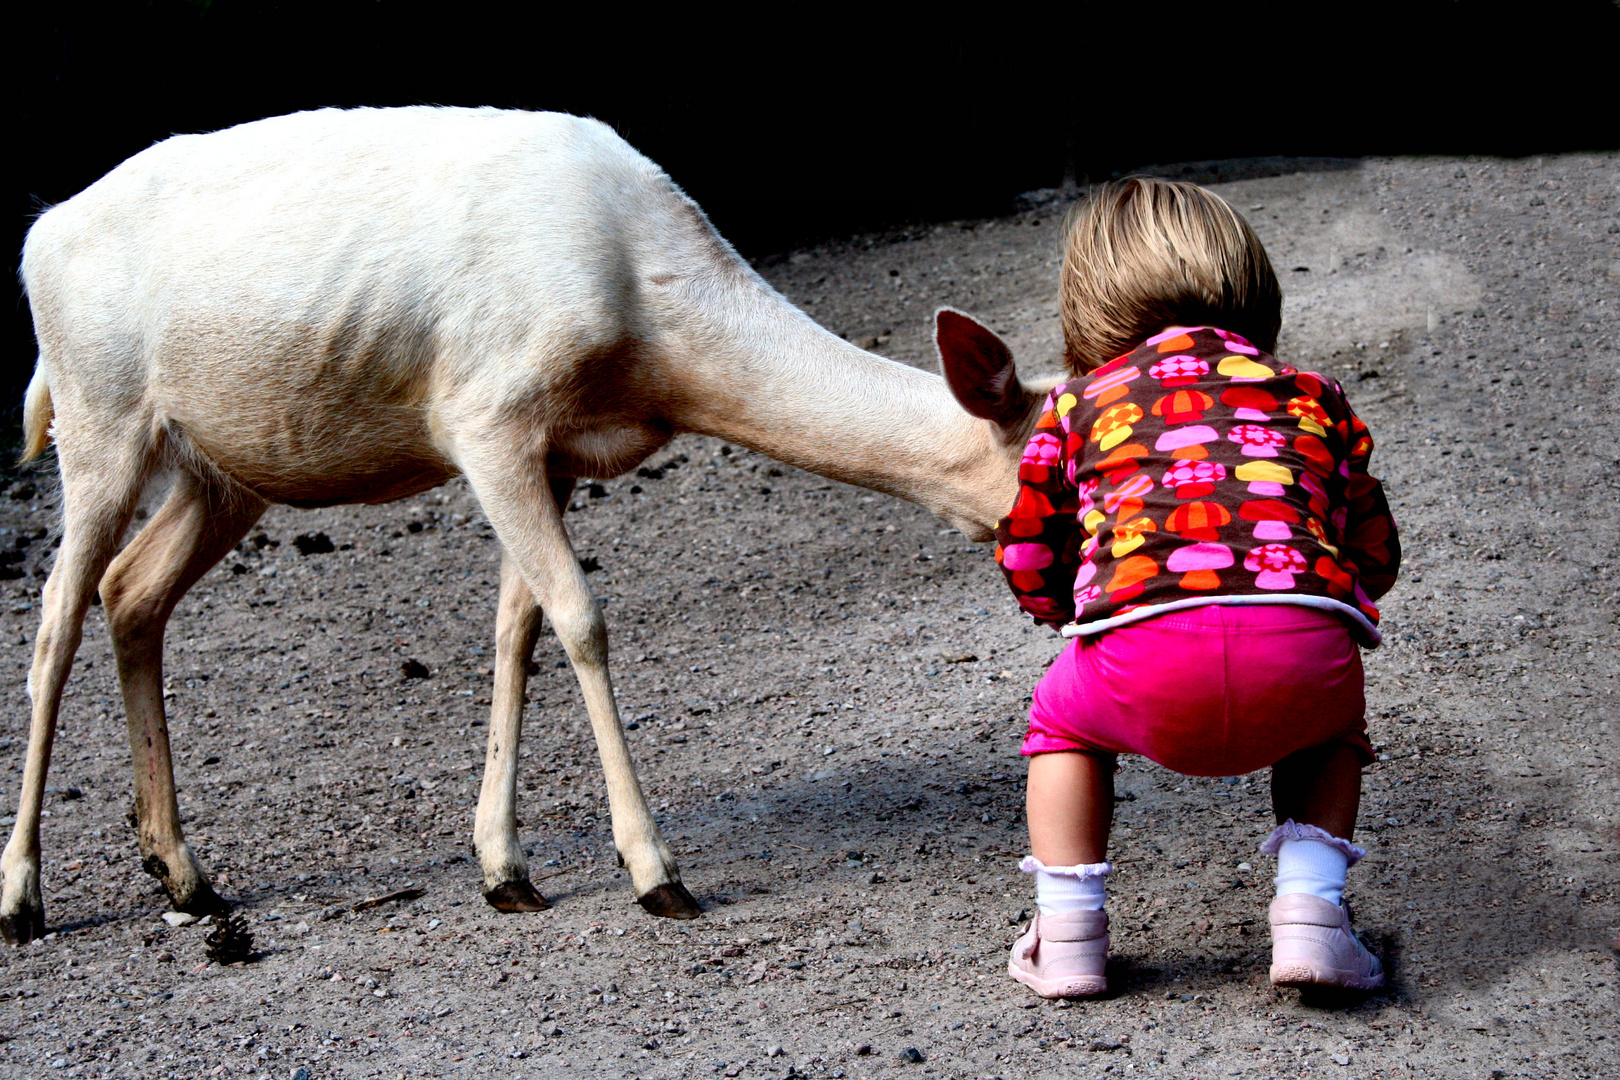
[161,911,198,927]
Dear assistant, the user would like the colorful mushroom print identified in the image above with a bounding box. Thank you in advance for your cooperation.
[1238,499,1300,540]
[1083,364,1141,407]
[1166,542,1234,590]
[993,328,1399,644]
[1165,501,1232,541]
[1148,355,1210,386]
[1244,543,1308,589]
[1022,432,1061,471]
[1091,402,1144,451]
[1162,460,1227,499]
[1228,424,1288,456]
[1157,425,1219,459]
[1152,389,1215,425]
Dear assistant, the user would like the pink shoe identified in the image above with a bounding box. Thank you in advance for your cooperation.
[1007,910,1108,998]
[1269,894,1384,990]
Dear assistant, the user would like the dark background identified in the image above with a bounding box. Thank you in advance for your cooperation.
[10,1,1619,435]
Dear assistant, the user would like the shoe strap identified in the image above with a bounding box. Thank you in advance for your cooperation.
[1035,910,1108,942]
[1270,895,1346,928]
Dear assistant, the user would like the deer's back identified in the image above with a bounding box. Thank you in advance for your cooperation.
[23,107,722,505]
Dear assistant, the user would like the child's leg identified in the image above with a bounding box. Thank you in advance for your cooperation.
[1010,751,1113,998]
[1270,741,1363,840]
[1027,750,1114,865]
[1265,741,1365,906]
[1023,751,1114,915]
[1261,739,1383,989]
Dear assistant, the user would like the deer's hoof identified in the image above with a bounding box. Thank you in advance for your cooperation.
[485,880,550,913]
[173,880,233,918]
[637,881,701,920]
[0,901,45,945]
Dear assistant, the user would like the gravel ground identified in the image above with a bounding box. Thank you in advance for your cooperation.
[0,152,1615,1080]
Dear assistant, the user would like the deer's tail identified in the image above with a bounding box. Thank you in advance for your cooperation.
[19,363,53,464]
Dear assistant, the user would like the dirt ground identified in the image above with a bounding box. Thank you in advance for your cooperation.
[0,151,1615,1080]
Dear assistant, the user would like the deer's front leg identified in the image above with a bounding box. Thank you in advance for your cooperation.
[464,456,699,919]
[474,555,548,911]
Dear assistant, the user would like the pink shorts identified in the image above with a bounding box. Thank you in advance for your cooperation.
[1025,604,1373,777]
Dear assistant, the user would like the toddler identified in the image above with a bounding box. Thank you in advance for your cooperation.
[995,178,1399,998]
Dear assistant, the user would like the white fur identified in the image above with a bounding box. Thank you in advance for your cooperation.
[3,107,1040,935]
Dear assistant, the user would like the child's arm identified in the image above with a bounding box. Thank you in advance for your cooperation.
[1333,393,1401,602]
[994,394,1082,627]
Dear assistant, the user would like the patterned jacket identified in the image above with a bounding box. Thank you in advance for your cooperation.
[994,327,1400,644]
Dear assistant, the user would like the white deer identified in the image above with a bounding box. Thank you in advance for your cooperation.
[2,106,1045,943]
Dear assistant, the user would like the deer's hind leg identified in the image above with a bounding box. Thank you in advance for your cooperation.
[461,447,699,919]
[2,421,157,944]
[99,469,266,916]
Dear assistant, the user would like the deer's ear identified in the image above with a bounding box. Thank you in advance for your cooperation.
[935,307,1024,426]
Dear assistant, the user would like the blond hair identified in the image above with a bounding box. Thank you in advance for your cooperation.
[1059,177,1281,373]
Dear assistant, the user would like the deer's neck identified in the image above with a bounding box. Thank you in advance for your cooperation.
[659,274,1012,533]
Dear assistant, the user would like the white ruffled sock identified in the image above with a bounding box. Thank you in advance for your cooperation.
[1260,820,1366,907]
[1018,855,1112,916]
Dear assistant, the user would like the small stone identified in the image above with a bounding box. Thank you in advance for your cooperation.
[855,1043,873,1055]
[1332,1051,1351,1066]
[161,911,198,927]
[898,1047,925,1063]
[292,531,335,556]
[542,1023,563,1037]
[766,1045,784,1057]
[291,1070,311,1080]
